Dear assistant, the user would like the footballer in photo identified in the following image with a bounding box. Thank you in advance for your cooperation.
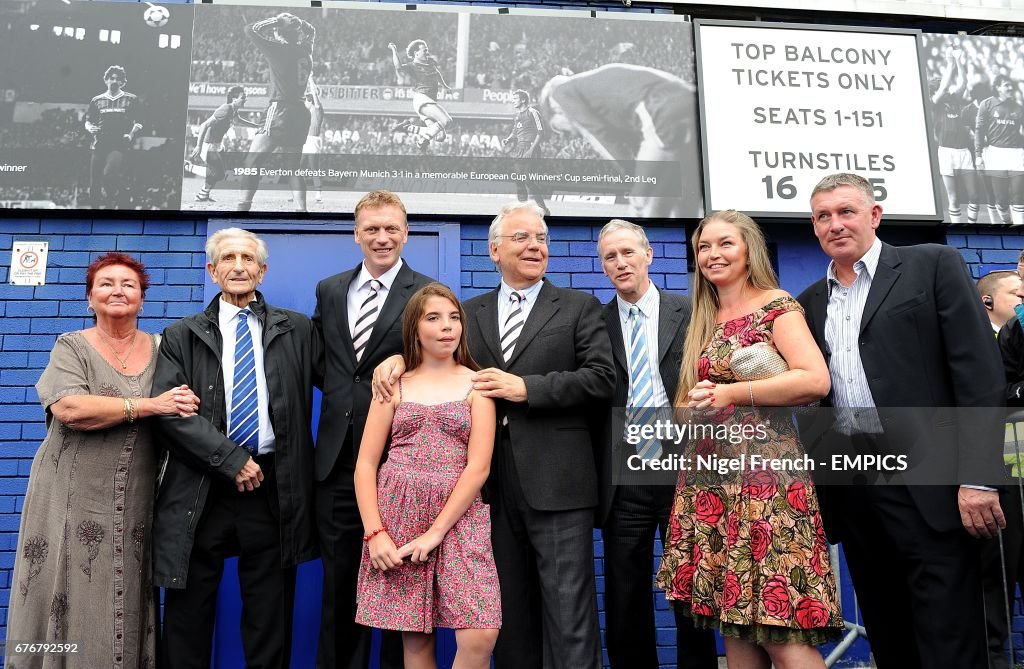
[0,0,193,210]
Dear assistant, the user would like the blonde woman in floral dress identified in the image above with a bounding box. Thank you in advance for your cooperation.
[6,253,197,669]
[656,211,842,668]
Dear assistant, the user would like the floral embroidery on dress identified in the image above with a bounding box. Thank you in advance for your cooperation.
[98,383,121,397]
[19,535,48,603]
[78,520,105,580]
[50,592,69,637]
[52,423,73,471]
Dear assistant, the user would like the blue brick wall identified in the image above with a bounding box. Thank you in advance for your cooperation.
[949,226,1024,280]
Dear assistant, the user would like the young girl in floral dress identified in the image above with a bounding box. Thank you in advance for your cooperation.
[355,283,500,669]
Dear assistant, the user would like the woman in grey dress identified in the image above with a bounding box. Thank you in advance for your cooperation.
[6,253,198,669]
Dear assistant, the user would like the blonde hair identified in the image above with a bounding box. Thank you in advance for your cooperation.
[676,210,778,403]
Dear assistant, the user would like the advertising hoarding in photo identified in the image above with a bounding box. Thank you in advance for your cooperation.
[181,3,704,218]
[0,0,193,211]
[695,20,940,219]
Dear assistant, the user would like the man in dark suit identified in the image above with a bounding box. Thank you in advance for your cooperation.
[153,228,318,668]
[468,201,615,668]
[312,190,433,669]
[797,172,1005,669]
[595,219,717,669]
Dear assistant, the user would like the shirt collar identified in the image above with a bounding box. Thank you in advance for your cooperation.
[616,282,659,321]
[218,296,256,330]
[499,278,544,303]
[356,258,404,292]
[827,237,882,293]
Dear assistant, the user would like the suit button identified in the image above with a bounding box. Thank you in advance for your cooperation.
[208,385,214,390]
[211,454,222,464]
[354,376,361,383]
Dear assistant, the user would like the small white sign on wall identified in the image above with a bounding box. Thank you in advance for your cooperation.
[10,241,48,286]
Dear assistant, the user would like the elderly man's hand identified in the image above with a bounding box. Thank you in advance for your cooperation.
[234,457,264,492]
[472,368,527,402]
[958,487,1005,539]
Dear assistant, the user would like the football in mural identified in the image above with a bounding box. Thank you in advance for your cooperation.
[143,4,169,28]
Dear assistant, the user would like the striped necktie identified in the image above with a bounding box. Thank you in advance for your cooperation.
[627,305,661,459]
[501,291,525,363]
[228,309,259,454]
[353,279,382,363]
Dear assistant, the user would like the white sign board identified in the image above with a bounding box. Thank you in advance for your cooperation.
[10,241,48,286]
[695,21,940,219]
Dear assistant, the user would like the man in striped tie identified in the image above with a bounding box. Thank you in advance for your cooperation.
[594,219,717,669]
[464,201,614,668]
[311,190,433,669]
[152,227,318,668]
[370,201,615,667]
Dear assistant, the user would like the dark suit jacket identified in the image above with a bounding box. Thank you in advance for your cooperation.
[466,279,616,511]
[595,290,691,526]
[797,242,1004,534]
[312,260,433,481]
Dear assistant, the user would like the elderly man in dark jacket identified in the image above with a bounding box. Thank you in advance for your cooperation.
[152,227,317,669]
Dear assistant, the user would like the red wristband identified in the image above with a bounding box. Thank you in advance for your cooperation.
[363,526,386,542]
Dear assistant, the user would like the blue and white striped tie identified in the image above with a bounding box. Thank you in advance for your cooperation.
[228,309,259,454]
[627,305,661,460]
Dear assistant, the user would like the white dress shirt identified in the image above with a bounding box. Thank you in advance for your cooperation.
[219,297,276,455]
[824,237,883,435]
[347,259,405,340]
[616,283,669,408]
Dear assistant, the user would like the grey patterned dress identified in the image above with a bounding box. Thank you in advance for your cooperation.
[6,331,159,669]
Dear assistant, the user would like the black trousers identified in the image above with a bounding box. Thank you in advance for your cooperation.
[315,435,402,669]
[161,456,296,669]
[602,484,718,669]
[981,483,1024,669]
[835,484,986,669]
[491,429,602,669]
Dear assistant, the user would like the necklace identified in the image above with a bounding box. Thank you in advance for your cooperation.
[97,328,138,370]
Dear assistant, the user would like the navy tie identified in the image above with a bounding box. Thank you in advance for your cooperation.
[228,309,259,454]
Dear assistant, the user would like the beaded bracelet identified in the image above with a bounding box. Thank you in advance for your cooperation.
[747,381,755,408]
[363,526,387,542]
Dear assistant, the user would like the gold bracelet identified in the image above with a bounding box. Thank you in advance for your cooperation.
[122,398,130,423]
[127,398,137,424]
[747,381,755,407]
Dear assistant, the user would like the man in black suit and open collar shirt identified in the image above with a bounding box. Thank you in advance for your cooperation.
[312,190,433,669]
[797,172,1005,669]
[594,219,718,669]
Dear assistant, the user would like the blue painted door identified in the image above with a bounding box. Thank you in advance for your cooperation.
[200,220,461,668]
